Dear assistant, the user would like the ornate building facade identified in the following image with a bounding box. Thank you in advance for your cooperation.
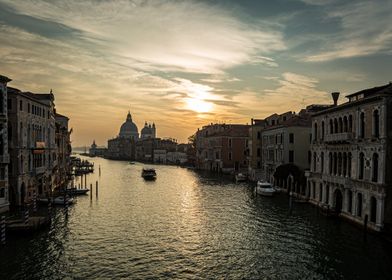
[0,75,11,213]
[307,84,392,231]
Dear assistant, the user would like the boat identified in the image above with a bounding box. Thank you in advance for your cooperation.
[59,187,89,195]
[37,196,75,205]
[235,173,247,182]
[255,181,276,196]
[142,168,157,180]
[129,161,136,165]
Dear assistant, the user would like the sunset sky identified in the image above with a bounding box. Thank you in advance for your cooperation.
[1,0,391,146]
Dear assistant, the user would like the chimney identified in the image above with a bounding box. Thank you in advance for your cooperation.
[331,92,340,106]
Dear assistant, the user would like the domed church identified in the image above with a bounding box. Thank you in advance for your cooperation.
[106,111,157,160]
[119,111,139,140]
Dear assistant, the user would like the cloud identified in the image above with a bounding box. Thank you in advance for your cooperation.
[304,1,392,61]
[1,0,286,74]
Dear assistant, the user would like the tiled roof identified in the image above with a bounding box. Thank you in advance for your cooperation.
[346,83,392,98]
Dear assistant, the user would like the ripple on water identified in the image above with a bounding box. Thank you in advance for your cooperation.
[1,159,392,279]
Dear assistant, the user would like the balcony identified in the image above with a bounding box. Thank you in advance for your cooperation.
[322,174,350,186]
[324,132,354,143]
[0,154,9,163]
[30,166,46,176]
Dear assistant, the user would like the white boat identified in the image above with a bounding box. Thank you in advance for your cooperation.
[256,181,276,196]
[38,196,75,205]
[235,173,247,182]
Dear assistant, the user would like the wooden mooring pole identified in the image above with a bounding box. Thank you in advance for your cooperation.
[1,216,5,245]
[96,181,98,198]
[90,184,93,200]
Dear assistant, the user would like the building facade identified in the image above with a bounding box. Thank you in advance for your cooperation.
[307,84,392,231]
[89,140,107,157]
[260,111,312,189]
[7,88,57,206]
[195,124,249,173]
[248,119,266,181]
[0,75,11,213]
[54,112,72,191]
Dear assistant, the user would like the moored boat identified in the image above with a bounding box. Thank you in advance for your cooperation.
[142,168,157,180]
[235,173,247,182]
[256,181,276,196]
[37,196,75,205]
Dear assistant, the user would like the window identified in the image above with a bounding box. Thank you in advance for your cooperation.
[321,121,325,139]
[347,190,353,214]
[257,148,261,157]
[257,161,261,168]
[19,100,23,111]
[289,150,294,163]
[215,152,219,160]
[359,112,365,138]
[321,152,324,173]
[7,99,11,110]
[325,185,329,204]
[257,131,261,140]
[373,110,380,138]
[228,152,232,161]
[28,103,30,113]
[359,152,364,180]
[372,153,379,182]
[0,188,4,198]
[313,123,318,142]
[313,152,317,172]
[319,183,323,202]
[0,167,5,180]
[228,138,232,148]
[289,133,294,144]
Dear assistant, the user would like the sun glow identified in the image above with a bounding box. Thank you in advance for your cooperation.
[185,98,213,113]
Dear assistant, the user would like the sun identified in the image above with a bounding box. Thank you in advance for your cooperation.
[185,98,213,113]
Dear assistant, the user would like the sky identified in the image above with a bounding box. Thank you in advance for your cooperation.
[0,0,391,146]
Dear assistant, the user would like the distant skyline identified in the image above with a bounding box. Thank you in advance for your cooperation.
[1,0,391,146]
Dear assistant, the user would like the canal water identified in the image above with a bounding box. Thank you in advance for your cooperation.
[1,156,391,279]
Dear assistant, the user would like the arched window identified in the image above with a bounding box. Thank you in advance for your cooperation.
[334,118,338,134]
[359,152,364,180]
[348,152,352,177]
[321,121,325,139]
[343,153,347,176]
[312,182,316,199]
[329,119,333,134]
[329,152,333,174]
[314,122,318,142]
[372,153,379,182]
[339,117,343,133]
[338,152,342,176]
[373,110,380,138]
[370,197,377,223]
[348,115,353,132]
[343,116,348,132]
[357,193,363,217]
[313,152,317,172]
[359,112,365,138]
[321,152,324,173]
[333,152,337,175]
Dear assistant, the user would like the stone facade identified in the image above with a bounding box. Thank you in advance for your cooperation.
[307,84,392,231]
[260,111,312,185]
[0,75,11,213]
[195,124,249,173]
[54,112,72,191]
[7,88,57,206]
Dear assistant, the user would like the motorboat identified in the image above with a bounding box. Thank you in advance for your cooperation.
[235,173,247,182]
[38,196,75,205]
[256,181,276,196]
[142,168,157,180]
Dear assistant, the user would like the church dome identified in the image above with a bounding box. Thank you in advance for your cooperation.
[119,112,139,139]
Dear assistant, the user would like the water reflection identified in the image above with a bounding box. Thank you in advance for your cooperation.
[0,157,391,279]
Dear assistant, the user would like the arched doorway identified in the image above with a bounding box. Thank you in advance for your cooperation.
[334,189,343,214]
[370,197,377,223]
